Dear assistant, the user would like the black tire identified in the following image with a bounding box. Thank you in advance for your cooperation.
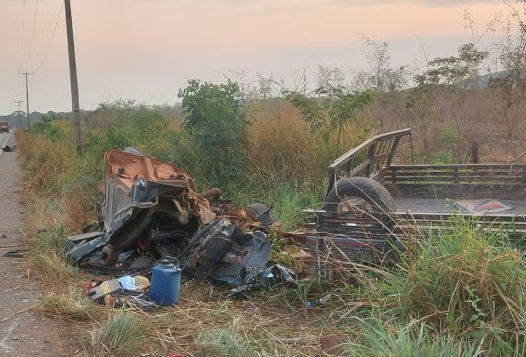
[244,203,275,226]
[324,177,396,213]
[203,188,222,204]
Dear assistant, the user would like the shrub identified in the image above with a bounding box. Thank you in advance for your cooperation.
[178,79,249,187]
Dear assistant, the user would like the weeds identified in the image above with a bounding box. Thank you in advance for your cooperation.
[226,172,324,230]
[31,250,78,281]
[197,325,265,357]
[38,289,94,320]
[385,221,526,333]
[342,310,483,357]
[28,222,68,257]
[328,217,526,355]
[90,311,146,356]
[25,222,79,282]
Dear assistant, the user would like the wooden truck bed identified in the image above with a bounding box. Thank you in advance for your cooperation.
[383,163,526,232]
[305,129,526,269]
[394,197,526,215]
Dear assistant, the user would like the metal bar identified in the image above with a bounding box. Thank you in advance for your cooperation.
[329,128,411,169]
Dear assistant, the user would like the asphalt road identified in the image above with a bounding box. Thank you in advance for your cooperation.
[0,131,72,356]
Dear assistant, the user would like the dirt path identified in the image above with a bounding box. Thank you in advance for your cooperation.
[0,132,72,356]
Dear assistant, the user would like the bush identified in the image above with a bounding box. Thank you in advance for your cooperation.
[178,79,249,187]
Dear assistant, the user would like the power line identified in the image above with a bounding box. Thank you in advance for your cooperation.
[18,0,26,72]
[35,2,64,73]
[25,0,40,71]
[16,0,27,100]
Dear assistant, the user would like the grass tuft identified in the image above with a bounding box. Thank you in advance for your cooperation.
[38,289,94,320]
[90,311,146,356]
[197,325,267,357]
[342,310,483,357]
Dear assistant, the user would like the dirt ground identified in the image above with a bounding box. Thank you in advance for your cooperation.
[0,132,73,356]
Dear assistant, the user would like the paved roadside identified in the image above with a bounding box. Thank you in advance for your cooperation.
[0,132,72,356]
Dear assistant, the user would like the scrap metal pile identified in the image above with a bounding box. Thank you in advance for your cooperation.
[66,148,294,292]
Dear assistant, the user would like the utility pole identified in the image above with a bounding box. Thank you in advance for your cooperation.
[64,0,82,156]
[14,100,23,128]
[19,72,34,130]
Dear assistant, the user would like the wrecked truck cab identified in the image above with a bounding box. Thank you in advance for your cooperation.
[66,149,291,292]
[67,149,213,273]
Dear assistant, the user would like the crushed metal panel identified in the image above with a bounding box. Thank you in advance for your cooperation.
[210,230,271,286]
[67,234,109,264]
[102,150,212,234]
[68,149,214,268]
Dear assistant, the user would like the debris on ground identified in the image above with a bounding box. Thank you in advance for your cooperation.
[278,335,319,346]
[86,275,157,310]
[1,145,16,152]
[66,148,299,304]
[453,199,515,214]
[3,249,25,258]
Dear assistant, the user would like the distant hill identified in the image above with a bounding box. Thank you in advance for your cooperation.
[0,103,182,129]
[461,70,526,90]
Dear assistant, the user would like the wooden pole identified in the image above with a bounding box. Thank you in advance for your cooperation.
[64,0,82,155]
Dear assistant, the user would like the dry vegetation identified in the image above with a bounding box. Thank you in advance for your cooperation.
[17,85,526,355]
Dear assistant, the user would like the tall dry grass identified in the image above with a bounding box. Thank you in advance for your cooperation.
[246,100,373,185]
[16,127,100,234]
[247,100,327,184]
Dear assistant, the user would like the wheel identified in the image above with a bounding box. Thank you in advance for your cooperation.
[244,203,275,226]
[203,188,222,203]
[324,177,396,213]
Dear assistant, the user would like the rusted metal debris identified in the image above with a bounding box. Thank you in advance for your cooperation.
[66,148,293,291]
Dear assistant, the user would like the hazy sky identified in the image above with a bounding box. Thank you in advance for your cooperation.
[0,0,509,115]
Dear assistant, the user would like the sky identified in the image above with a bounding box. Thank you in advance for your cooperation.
[0,0,512,115]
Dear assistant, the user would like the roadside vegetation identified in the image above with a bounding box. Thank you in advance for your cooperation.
[14,2,526,356]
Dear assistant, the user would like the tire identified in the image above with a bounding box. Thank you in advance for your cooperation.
[203,188,222,202]
[244,203,275,226]
[324,177,396,213]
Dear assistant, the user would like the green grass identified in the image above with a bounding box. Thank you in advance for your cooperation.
[342,310,483,357]
[331,217,526,355]
[90,311,146,356]
[197,327,265,357]
[224,172,324,231]
[27,221,78,281]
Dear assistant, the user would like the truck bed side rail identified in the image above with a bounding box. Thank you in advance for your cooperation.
[384,164,526,199]
[326,128,411,196]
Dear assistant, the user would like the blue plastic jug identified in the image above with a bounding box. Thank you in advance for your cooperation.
[150,259,181,306]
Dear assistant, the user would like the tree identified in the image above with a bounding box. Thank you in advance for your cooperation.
[354,39,408,94]
[416,43,488,86]
[489,2,526,160]
[178,79,249,187]
[353,39,409,129]
[408,43,488,162]
[285,81,374,159]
